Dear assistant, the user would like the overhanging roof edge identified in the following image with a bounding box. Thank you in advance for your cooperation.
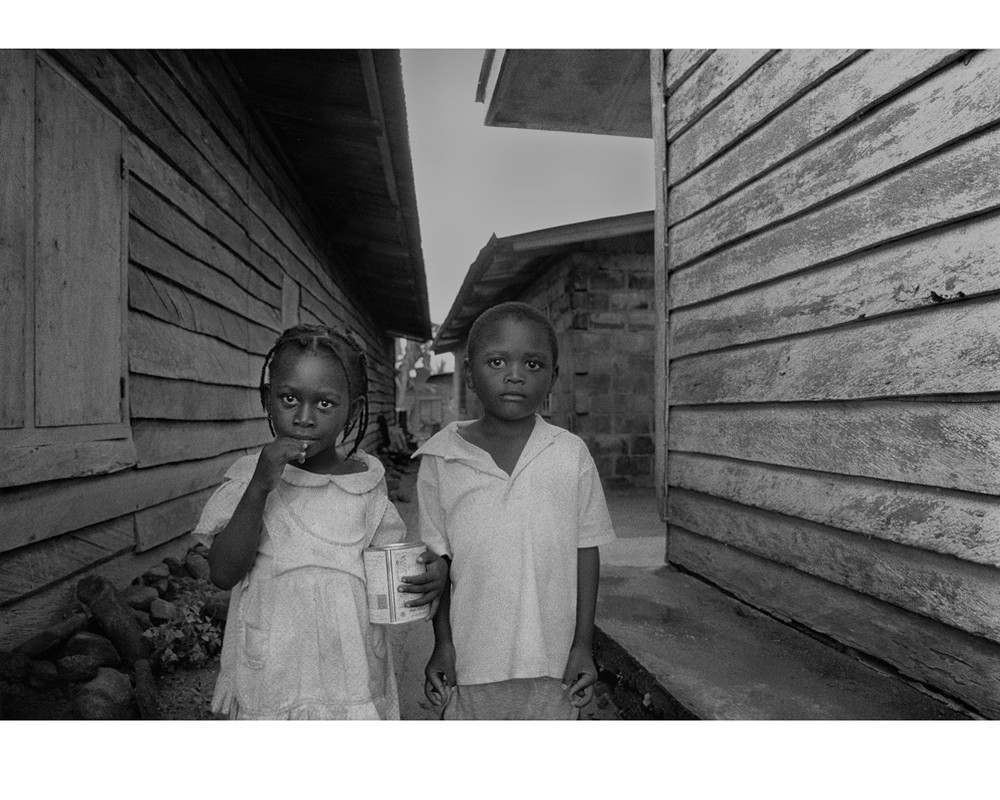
[368,49,433,341]
[432,210,654,353]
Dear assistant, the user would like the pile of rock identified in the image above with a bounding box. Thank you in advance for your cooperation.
[0,543,230,720]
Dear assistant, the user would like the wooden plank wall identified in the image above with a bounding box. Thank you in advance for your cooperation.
[663,48,1000,717]
[0,50,395,646]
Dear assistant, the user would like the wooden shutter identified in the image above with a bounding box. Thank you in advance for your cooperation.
[0,51,30,429]
[34,58,125,427]
[0,53,134,489]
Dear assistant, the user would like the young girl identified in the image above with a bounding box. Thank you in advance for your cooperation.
[193,324,447,720]
[416,302,616,720]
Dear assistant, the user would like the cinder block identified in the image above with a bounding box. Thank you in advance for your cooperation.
[631,435,656,455]
[590,311,628,329]
[615,455,652,476]
[589,373,612,393]
[591,393,615,414]
[610,292,651,311]
[619,331,654,352]
[579,414,612,433]
[619,414,653,434]
[628,274,656,290]
[590,272,625,290]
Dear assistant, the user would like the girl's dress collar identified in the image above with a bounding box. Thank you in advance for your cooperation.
[280,450,385,493]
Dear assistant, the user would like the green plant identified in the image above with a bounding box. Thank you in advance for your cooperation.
[142,598,223,674]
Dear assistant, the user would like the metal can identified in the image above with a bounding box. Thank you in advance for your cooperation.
[363,542,430,625]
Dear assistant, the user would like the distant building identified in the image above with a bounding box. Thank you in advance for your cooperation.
[410,371,457,444]
[434,211,655,489]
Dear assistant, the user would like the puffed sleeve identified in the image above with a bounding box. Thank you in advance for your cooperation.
[191,455,257,549]
[416,455,451,558]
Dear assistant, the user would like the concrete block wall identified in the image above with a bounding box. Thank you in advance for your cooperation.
[523,233,656,489]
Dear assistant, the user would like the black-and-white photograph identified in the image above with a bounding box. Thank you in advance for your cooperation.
[1,5,994,796]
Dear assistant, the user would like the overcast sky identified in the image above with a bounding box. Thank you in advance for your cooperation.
[400,49,655,327]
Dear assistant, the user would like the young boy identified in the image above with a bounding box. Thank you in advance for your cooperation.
[415,301,616,720]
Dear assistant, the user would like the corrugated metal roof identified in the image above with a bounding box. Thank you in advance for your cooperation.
[434,210,654,352]
[228,49,432,341]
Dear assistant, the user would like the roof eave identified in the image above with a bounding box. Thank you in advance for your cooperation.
[477,49,653,139]
[433,210,654,353]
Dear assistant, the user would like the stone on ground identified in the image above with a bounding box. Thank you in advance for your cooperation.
[0,651,31,682]
[56,654,101,682]
[120,584,159,612]
[184,553,212,582]
[149,598,178,622]
[62,632,122,667]
[74,667,134,720]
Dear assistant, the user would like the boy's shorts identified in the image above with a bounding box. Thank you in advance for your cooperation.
[441,676,580,720]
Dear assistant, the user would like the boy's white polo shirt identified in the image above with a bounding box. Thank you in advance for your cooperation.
[414,416,616,686]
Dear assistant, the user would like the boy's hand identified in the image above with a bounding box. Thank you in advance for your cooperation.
[252,437,310,492]
[424,642,456,708]
[399,550,449,619]
[562,644,598,709]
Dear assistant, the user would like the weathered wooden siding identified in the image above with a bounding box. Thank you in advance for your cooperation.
[662,48,1000,717]
[0,50,395,645]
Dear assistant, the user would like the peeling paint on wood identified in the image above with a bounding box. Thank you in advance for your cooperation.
[670,489,1000,642]
[667,49,774,142]
[670,49,859,186]
[664,49,712,97]
[670,528,1000,718]
[670,402,1000,496]
[673,50,1000,263]
[672,125,1000,305]
[671,213,1000,357]
[669,49,961,226]
[669,451,1000,568]
[672,294,1000,404]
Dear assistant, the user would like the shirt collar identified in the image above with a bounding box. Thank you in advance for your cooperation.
[414,415,563,478]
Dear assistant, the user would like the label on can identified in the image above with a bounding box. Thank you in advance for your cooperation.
[363,543,430,625]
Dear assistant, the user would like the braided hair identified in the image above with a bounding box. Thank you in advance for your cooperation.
[259,324,371,458]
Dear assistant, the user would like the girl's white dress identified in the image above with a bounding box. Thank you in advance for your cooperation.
[192,450,406,720]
